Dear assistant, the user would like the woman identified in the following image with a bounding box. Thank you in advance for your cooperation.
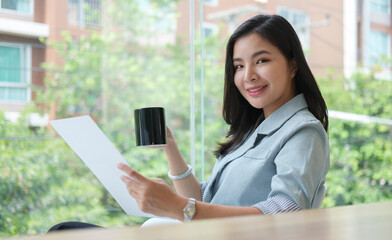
[117,14,329,221]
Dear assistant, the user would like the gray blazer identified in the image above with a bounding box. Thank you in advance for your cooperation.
[201,94,330,210]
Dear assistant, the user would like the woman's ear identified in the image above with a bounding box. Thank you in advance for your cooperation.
[290,60,298,79]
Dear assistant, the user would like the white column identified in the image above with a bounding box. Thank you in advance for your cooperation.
[361,0,371,69]
[190,0,196,173]
[343,0,357,78]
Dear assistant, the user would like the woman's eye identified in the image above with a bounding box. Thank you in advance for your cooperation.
[257,59,268,64]
[234,65,243,70]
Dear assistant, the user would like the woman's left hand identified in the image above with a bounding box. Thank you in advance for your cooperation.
[117,163,187,220]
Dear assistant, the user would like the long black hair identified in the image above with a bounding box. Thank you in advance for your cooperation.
[215,14,328,157]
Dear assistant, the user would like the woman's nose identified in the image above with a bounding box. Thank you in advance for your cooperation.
[244,66,257,82]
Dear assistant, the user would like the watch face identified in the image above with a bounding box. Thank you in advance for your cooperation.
[185,206,196,217]
[183,198,196,221]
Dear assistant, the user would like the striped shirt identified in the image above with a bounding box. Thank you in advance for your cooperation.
[252,195,301,214]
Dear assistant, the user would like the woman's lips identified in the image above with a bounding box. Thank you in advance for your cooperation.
[247,85,267,96]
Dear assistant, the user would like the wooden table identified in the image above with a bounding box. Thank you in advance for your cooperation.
[11,201,392,240]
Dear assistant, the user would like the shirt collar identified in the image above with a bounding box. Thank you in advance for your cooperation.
[257,93,308,135]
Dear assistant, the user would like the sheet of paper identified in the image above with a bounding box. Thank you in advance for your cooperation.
[50,115,155,218]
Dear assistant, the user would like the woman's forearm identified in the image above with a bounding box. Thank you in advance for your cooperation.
[169,196,262,221]
[192,201,262,220]
[164,138,202,200]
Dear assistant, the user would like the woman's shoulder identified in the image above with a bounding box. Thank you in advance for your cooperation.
[284,108,326,135]
[292,107,319,122]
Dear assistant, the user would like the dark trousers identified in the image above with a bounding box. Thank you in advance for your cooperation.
[48,221,103,232]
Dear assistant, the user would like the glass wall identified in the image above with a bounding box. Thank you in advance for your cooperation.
[1,0,392,237]
[1,0,197,236]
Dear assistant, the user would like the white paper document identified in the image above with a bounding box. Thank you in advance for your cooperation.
[50,115,155,218]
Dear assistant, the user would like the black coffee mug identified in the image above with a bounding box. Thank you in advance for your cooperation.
[134,107,167,147]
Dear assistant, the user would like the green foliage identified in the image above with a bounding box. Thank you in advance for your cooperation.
[318,69,392,207]
[0,107,146,236]
[0,0,227,236]
[0,0,185,237]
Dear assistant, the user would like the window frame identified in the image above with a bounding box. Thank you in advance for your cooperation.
[0,42,31,103]
[0,0,34,16]
[370,0,391,15]
[368,30,391,67]
[202,21,218,38]
[67,0,101,28]
[203,0,219,7]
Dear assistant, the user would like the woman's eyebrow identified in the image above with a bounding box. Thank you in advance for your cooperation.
[233,58,241,62]
[233,50,271,62]
[252,50,271,58]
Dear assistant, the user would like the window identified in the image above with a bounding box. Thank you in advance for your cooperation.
[0,43,31,102]
[204,27,213,38]
[0,0,33,15]
[204,0,218,7]
[67,0,101,28]
[371,0,391,15]
[203,22,217,38]
[368,30,390,66]
[278,6,310,51]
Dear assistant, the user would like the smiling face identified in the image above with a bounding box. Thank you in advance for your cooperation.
[233,32,297,118]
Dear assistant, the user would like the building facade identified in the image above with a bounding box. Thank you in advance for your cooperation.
[0,0,100,121]
[1,0,391,116]
[178,0,392,78]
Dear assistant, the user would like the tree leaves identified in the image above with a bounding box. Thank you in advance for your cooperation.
[319,70,392,207]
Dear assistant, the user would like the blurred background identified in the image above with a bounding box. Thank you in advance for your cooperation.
[0,0,391,237]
